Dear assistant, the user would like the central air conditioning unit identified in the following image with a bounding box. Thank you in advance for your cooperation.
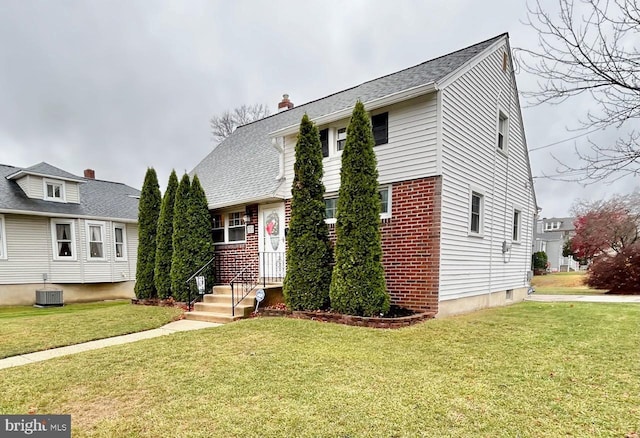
[35,289,64,307]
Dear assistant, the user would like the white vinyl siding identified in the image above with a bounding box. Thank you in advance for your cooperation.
[14,175,80,203]
[0,214,137,285]
[282,93,439,198]
[439,43,535,301]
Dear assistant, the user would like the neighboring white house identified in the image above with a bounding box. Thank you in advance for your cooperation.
[534,217,580,272]
[192,33,537,317]
[0,162,140,305]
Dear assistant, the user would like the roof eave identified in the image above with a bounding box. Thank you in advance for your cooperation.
[0,208,137,223]
[5,170,85,183]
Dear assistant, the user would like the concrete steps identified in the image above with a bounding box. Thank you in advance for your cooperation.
[184,285,258,324]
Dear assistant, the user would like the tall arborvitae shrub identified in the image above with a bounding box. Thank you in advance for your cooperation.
[330,101,389,316]
[188,175,214,292]
[154,170,178,298]
[134,167,161,299]
[170,174,191,302]
[283,114,333,310]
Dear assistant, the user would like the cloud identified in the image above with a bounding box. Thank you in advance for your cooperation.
[0,0,636,216]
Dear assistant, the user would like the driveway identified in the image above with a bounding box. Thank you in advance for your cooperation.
[526,294,640,303]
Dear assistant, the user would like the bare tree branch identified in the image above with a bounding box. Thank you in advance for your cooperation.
[210,103,270,145]
[516,0,640,183]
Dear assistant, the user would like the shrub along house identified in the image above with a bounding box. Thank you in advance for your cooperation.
[0,162,140,305]
[190,33,537,319]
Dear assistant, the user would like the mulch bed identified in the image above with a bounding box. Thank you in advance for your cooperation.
[257,305,435,329]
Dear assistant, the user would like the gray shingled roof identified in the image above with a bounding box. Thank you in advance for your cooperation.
[7,162,85,182]
[192,34,506,209]
[1,163,140,221]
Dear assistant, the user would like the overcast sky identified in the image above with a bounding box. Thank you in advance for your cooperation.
[1,0,636,218]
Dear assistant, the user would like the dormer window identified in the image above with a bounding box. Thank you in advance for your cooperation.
[44,179,65,202]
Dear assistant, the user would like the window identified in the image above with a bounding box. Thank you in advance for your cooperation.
[0,215,6,260]
[469,191,484,235]
[512,209,521,242]
[86,221,105,260]
[379,186,391,218]
[544,221,560,231]
[211,211,247,244]
[114,224,127,260]
[325,186,392,223]
[212,214,224,243]
[497,112,508,151]
[320,128,329,158]
[325,198,337,222]
[336,127,347,151]
[372,112,388,146]
[227,212,246,242]
[44,179,65,202]
[51,219,76,260]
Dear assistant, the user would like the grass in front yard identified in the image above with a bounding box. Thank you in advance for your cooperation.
[1,302,638,437]
[531,271,605,295]
[0,301,183,358]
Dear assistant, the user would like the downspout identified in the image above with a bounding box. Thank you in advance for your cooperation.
[271,137,285,180]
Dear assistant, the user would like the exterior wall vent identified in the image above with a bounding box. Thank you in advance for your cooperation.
[35,289,63,307]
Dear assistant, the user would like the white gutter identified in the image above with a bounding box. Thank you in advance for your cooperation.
[269,82,439,138]
[0,208,137,224]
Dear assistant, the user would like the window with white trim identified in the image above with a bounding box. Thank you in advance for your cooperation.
[228,212,246,242]
[469,191,484,235]
[324,186,392,223]
[51,219,76,260]
[379,186,391,218]
[86,221,106,260]
[0,215,6,260]
[512,209,521,242]
[336,127,347,151]
[497,111,508,152]
[114,223,127,260]
[212,211,246,244]
[212,214,224,243]
[324,198,337,223]
[44,179,65,202]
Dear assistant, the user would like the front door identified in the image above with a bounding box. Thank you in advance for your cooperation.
[258,202,286,280]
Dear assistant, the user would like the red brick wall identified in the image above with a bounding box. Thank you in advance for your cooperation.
[212,204,259,283]
[284,176,442,313]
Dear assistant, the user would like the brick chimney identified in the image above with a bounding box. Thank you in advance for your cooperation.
[277,94,294,112]
[84,169,95,179]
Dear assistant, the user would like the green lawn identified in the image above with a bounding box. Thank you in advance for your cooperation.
[531,271,606,295]
[1,302,638,437]
[0,301,183,358]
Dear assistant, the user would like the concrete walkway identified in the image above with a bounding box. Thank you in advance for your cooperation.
[526,294,640,303]
[0,319,220,371]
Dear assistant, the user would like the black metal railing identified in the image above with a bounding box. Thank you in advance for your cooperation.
[185,256,216,312]
[259,251,286,285]
[230,260,259,317]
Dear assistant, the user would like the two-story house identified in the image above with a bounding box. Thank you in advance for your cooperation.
[0,162,140,305]
[191,33,537,317]
[534,217,579,272]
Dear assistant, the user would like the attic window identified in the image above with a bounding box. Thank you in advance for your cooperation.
[502,52,508,72]
[372,112,388,146]
[497,112,508,152]
[44,179,65,202]
[320,128,329,158]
